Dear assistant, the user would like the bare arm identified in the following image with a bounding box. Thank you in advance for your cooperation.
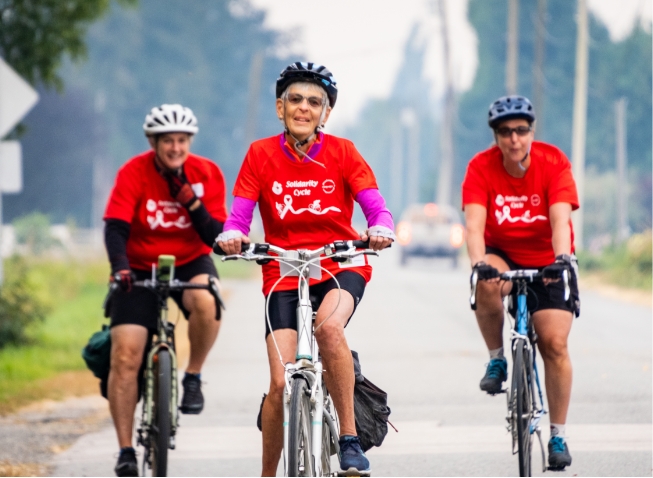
[549,202,573,256]
[464,204,487,267]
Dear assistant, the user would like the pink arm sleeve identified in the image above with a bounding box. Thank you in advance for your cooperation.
[355,188,394,230]
[223,196,256,235]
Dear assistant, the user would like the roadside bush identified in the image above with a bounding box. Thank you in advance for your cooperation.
[0,257,51,348]
[577,230,652,289]
[13,212,61,255]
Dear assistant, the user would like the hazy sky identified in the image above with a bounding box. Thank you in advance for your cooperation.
[248,0,652,130]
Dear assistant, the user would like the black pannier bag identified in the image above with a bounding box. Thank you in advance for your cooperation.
[351,350,395,452]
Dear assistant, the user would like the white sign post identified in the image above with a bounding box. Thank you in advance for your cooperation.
[0,57,39,285]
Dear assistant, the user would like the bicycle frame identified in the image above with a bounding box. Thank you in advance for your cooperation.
[140,284,180,454]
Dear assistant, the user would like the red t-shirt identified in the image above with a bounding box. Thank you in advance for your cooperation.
[233,133,378,295]
[461,141,579,267]
[104,150,228,270]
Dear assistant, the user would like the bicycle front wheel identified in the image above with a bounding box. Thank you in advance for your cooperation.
[288,377,314,477]
[151,349,171,477]
[513,339,533,477]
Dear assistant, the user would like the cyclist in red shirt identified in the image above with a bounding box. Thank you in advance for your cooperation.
[217,62,394,476]
[462,95,580,470]
[104,104,227,476]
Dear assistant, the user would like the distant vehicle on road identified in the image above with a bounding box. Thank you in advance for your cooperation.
[395,203,465,266]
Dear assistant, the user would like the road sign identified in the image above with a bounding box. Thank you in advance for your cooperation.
[0,141,22,193]
[0,57,39,138]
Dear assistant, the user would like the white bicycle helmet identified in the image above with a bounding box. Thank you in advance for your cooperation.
[143,104,198,136]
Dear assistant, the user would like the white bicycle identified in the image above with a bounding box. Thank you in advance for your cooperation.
[215,239,378,477]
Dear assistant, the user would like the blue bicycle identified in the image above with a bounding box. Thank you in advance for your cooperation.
[471,268,569,477]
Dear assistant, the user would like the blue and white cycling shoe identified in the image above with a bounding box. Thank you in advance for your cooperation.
[479,357,508,394]
[548,436,572,470]
[338,435,370,476]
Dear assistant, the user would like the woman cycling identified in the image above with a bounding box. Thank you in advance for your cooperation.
[462,95,580,470]
[217,62,394,476]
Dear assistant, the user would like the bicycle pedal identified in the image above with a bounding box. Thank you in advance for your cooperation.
[547,465,567,472]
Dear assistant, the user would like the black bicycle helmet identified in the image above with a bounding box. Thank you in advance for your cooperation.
[276,62,338,108]
[488,95,535,129]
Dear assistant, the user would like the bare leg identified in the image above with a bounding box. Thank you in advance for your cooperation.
[108,324,149,448]
[261,329,296,477]
[314,289,356,437]
[182,274,220,374]
[474,254,512,350]
[533,309,573,424]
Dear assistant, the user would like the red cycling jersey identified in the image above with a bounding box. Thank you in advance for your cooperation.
[104,150,228,270]
[462,141,579,267]
[233,133,378,295]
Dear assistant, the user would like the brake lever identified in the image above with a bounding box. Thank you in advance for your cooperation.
[470,270,478,310]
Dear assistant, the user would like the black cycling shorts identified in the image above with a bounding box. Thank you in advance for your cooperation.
[109,254,219,331]
[264,270,366,337]
[486,246,580,317]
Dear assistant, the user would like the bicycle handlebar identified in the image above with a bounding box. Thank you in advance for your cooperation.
[469,268,570,310]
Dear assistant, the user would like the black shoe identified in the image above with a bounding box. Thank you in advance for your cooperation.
[548,436,572,469]
[180,373,204,414]
[114,447,138,477]
[479,357,508,394]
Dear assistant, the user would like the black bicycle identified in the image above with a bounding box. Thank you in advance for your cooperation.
[106,254,223,476]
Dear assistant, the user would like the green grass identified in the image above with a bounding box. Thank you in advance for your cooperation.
[0,255,257,412]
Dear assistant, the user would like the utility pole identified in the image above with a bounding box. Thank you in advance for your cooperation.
[506,0,520,95]
[571,0,589,250]
[390,125,404,215]
[532,0,547,138]
[615,97,629,241]
[436,0,455,206]
[244,50,264,148]
[401,108,420,205]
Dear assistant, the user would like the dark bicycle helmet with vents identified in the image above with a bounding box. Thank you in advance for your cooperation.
[488,95,535,129]
[276,62,338,108]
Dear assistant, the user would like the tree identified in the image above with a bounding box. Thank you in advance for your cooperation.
[0,0,135,91]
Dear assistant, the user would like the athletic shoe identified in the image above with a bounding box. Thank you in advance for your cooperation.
[114,447,138,477]
[548,436,572,469]
[338,435,370,474]
[479,357,508,394]
[180,374,204,414]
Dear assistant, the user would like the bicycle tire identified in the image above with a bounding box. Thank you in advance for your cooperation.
[320,411,333,476]
[288,377,314,477]
[151,349,171,477]
[513,339,533,477]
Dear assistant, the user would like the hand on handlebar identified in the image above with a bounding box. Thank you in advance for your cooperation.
[472,261,500,283]
[111,269,135,292]
[541,254,572,286]
[214,230,251,256]
[359,229,393,251]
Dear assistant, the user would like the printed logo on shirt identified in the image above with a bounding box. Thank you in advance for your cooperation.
[322,179,335,194]
[145,199,192,230]
[276,178,322,197]
[494,194,546,226]
[275,195,341,219]
[272,181,283,195]
[531,194,541,206]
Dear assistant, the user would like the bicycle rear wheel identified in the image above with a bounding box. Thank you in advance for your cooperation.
[513,339,533,477]
[151,349,171,477]
[288,377,314,477]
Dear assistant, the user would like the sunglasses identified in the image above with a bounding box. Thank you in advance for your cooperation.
[286,93,325,109]
[495,125,532,138]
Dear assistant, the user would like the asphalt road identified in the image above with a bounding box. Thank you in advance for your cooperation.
[52,247,652,476]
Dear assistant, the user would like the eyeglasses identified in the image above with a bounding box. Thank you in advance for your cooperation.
[495,125,532,138]
[286,93,325,109]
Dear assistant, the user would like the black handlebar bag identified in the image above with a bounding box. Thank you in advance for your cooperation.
[351,350,392,452]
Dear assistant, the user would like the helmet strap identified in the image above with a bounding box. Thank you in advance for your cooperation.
[517,146,531,172]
